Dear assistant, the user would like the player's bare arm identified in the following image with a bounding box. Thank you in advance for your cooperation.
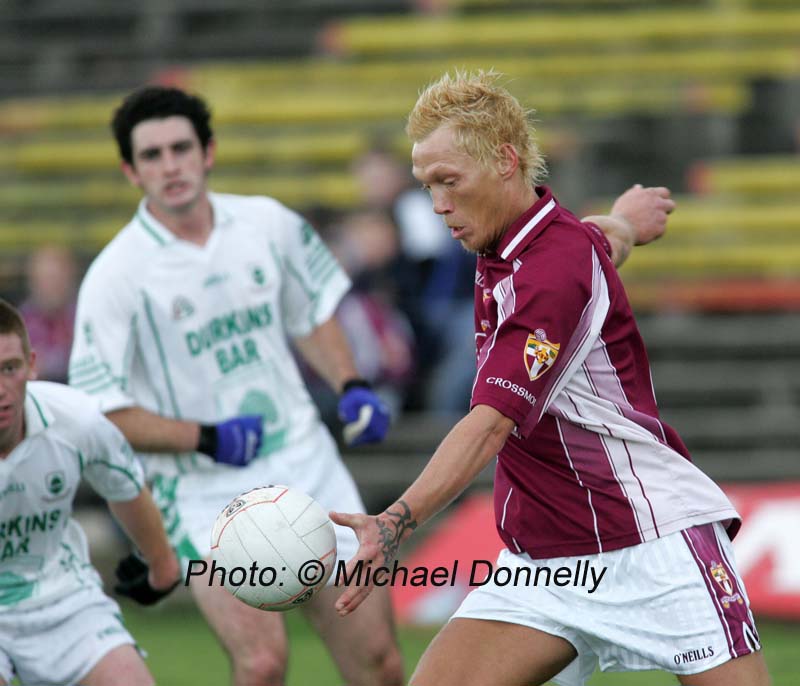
[584,184,675,268]
[296,315,391,446]
[106,406,263,467]
[106,406,200,453]
[108,489,181,591]
[331,404,515,616]
[294,316,360,392]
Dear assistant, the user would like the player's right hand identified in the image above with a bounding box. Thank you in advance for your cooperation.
[199,415,264,467]
[114,552,180,606]
[338,382,391,446]
[328,510,386,617]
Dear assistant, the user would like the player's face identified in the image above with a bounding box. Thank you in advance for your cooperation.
[0,333,36,456]
[412,124,512,254]
[123,116,215,216]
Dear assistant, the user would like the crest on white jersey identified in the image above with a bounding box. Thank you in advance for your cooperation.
[45,471,65,497]
[250,264,266,286]
[524,328,560,381]
[171,296,195,321]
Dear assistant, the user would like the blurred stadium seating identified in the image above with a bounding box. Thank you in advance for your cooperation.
[1,0,799,496]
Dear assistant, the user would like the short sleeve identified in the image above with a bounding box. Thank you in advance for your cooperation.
[81,413,144,502]
[68,264,138,413]
[471,243,610,437]
[276,209,351,338]
[583,221,613,259]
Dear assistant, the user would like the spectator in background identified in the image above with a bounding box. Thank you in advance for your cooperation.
[19,245,78,383]
[328,209,416,417]
[353,143,476,413]
[296,206,415,430]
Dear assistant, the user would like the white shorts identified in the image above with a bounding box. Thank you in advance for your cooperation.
[152,423,365,577]
[0,584,135,686]
[452,521,760,685]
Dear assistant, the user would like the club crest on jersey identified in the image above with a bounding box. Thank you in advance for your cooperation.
[524,329,560,381]
[250,265,266,286]
[482,288,493,303]
[709,561,743,607]
[45,471,65,497]
[171,296,195,321]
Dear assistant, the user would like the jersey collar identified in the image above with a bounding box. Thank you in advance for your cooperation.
[494,186,559,262]
[135,199,175,246]
[135,193,234,247]
[24,388,53,438]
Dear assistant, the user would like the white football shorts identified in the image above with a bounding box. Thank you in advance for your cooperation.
[452,521,760,685]
[0,582,135,686]
[154,422,365,577]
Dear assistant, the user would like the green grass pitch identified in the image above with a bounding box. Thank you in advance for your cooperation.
[122,602,800,685]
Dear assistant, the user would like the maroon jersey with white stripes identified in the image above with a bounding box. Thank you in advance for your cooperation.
[471,187,739,559]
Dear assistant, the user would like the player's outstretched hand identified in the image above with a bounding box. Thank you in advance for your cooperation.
[338,380,390,446]
[114,552,181,606]
[611,184,675,246]
[199,415,263,466]
[329,511,386,617]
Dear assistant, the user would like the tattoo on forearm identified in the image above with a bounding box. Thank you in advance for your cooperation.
[377,500,417,564]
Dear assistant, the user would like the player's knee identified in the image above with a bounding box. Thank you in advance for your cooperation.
[383,648,405,686]
[232,649,287,686]
[378,644,404,686]
[352,638,404,686]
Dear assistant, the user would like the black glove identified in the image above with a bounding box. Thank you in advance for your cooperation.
[114,552,180,606]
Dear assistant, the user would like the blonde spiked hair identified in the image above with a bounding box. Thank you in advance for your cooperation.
[406,69,547,187]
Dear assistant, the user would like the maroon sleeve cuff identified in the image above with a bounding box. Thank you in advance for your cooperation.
[583,222,612,259]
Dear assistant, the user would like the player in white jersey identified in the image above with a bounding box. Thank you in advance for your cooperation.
[0,299,180,686]
[68,86,402,686]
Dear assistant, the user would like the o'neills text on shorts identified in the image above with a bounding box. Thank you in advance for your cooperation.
[336,559,607,593]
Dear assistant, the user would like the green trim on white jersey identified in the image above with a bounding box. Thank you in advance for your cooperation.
[142,291,182,419]
[29,393,49,428]
[136,209,169,246]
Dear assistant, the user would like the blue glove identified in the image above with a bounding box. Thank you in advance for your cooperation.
[198,415,263,467]
[338,380,390,446]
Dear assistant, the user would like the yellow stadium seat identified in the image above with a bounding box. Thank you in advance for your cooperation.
[324,9,800,56]
[688,155,800,196]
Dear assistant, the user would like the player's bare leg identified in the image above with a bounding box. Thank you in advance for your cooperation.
[304,585,403,686]
[410,618,577,686]
[81,645,154,686]
[677,650,770,686]
[190,558,289,686]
